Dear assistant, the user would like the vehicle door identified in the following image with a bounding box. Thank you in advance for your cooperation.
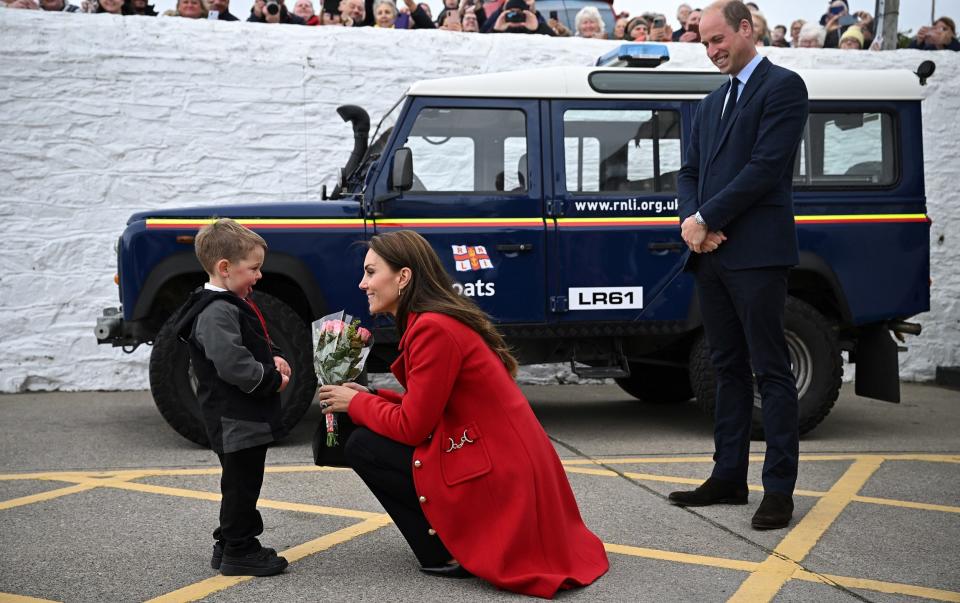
[547,99,688,321]
[368,97,547,324]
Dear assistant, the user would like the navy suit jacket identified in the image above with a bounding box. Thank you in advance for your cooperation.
[678,57,809,270]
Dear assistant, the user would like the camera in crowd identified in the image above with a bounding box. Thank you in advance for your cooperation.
[504,0,527,23]
[265,0,281,16]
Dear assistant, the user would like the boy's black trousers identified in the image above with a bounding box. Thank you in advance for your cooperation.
[214,444,268,556]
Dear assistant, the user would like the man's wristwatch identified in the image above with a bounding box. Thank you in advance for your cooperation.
[694,211,707,228]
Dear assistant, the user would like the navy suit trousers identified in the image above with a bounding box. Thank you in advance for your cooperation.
[692,253,799,495]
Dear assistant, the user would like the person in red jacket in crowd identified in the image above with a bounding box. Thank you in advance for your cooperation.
[318,230,609,599]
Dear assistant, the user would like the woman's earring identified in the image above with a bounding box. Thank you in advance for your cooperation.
[398,285,403,298]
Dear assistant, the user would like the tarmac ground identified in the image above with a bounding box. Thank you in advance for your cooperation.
[1,382,958,602]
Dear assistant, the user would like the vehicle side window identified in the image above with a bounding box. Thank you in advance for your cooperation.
[563,109,681,194]
[402,108,528,193]
[794,112,897,188]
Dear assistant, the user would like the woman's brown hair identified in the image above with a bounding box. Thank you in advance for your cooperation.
[367,230,519,378]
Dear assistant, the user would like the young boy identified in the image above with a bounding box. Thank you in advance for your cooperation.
[174,218,292,576]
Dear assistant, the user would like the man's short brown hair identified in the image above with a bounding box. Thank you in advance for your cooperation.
[707,0,753,33]
[194,218,267,275]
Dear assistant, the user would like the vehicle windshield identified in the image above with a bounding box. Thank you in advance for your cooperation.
[352,94,405,182]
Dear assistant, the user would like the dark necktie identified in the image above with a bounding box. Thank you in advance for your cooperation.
[722,77,740,123]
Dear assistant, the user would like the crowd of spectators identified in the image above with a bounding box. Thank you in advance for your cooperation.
[2,0,958,51]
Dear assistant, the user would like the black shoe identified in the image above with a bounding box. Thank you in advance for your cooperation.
[211,541,224,570]
[419,562,473,579]
[668,477,749,507]
[220,547,288,577]
[751,492,794,530]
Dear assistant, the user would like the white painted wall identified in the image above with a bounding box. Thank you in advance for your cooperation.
[0,9,957,392]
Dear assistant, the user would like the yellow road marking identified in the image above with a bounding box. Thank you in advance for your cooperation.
[0,483,101,512]
[0,594,61,602]
[561,453,960,465]
[98,479,383,520]
[794,570,960,602]
[605,545,960,602]
[563,465,828,497]
[144,516,392,603]
[604,542,757,572]
[728,455,885,603]
[853,495,960,514]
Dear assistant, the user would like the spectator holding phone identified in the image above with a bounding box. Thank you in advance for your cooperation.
[489,0,553,35]
[820,0,851,48]
[249,0,305,23]
[438,8,460,29]
[547,10,571,36]
[574,6,605,39]
[398,0,433,28]
[678,8,701,42]
[642,12,672,42]
[910,17,960,51]
[432,0,456,26]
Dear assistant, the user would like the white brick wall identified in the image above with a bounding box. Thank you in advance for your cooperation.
[0,9,957,392]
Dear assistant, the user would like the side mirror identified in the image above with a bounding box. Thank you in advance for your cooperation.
[391,147,414,191]
[916,60,936,86]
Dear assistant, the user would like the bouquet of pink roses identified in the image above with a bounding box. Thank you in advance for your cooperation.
[312,311,373,450]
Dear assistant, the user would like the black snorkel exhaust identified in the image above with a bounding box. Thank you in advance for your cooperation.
[329,104,370,200]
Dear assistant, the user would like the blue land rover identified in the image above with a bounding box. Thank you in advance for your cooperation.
[95,46,932,445]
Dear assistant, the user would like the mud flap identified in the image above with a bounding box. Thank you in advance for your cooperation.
[854,324,901,403]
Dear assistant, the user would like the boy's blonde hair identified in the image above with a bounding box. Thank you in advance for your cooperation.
[194,218,267,275]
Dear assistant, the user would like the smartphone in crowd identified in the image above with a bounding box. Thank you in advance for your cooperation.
[549,9,557,20]
[653,16,665,28]
[838,14,858,27]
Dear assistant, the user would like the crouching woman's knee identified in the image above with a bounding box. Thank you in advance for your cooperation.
[343,426,376,470]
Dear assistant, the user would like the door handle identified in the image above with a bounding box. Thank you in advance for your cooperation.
[648,241,685,253]
[496,243,534,253]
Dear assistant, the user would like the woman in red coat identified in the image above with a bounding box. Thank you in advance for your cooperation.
[318,230,608,599]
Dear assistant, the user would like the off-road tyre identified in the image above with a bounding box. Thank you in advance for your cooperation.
[149,291,317,447]
[689,296,842,438]
[615,363,694,404]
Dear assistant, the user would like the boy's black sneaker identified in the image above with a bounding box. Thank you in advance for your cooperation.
[219,548,287,577]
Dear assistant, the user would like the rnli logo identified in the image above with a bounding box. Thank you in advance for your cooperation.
[452,245,494,272]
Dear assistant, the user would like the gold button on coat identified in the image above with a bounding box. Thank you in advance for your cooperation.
[428,528,436,536]
[419,495,427,503]
[414,460,422,468]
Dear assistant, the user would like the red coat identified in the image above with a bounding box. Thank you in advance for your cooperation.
[349,312,609,598]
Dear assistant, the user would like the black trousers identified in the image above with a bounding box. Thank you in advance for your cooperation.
[693,253,799,495]
[214,444,267,556]
[344,427,451,567]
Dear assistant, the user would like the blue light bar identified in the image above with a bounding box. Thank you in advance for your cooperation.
[595,44,671,68]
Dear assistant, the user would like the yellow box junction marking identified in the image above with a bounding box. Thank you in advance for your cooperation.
[0,454,957,602]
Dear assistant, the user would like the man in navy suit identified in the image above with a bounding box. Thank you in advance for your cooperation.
[669,0,809,530]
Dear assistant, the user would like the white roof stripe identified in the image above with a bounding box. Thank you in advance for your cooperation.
[407,66,925,101]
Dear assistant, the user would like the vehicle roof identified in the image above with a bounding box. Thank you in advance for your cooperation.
[406,65,925,101]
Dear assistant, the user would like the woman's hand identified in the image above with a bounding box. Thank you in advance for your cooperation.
[318,384,360,414]
[343,383,370,393]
